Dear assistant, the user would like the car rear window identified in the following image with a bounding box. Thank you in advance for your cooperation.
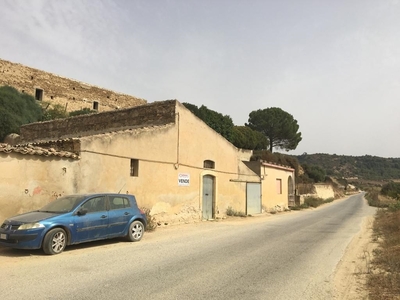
[109,196,131,210]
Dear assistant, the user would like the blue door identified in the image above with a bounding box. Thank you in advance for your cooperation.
[73,196,108,243]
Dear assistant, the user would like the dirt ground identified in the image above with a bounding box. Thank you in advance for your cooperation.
[334,215,377,299]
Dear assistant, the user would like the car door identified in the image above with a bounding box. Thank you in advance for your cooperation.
[73,196,109,243]
[107,195,133,237]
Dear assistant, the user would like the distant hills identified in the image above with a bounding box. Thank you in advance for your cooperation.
[295,153,400,181]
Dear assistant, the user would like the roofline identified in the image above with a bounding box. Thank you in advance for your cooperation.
[261,160,295,172]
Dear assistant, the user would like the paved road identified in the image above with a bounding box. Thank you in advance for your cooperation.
[0,193,376,300]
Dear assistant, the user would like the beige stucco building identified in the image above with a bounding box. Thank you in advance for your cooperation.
[0,100,295,225]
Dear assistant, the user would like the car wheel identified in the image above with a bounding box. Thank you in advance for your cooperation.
[127,221,144,242]
[43,228,67,255]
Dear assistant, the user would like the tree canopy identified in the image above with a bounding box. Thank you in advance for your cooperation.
[0,86,43,141]
[182,103,234,142]
[246,107,302,152]
[231,126,268,150]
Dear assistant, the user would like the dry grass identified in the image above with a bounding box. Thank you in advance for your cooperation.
[368,209,400,299]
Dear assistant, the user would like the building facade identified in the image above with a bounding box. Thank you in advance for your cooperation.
[0,100,295,225]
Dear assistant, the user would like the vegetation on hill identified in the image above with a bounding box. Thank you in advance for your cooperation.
[296,153,400,181]
[0,86,43,141]
[0,85,97,141]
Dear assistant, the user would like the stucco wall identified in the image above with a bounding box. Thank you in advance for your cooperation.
[299,184,335,204]
[0,152,80,223]
[261,164,295,211]
[0,59,146,112]
[71,102,258,223]
[0,100,293,226]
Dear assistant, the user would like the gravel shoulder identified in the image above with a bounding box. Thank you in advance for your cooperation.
[334,215,377,299]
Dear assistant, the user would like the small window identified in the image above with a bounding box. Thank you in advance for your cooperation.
[276,179,282,194]
[50,96,54,99]
[93,101,99,110]
[130,159,139,177]
[203,160,215,169]
[35,88,43,101]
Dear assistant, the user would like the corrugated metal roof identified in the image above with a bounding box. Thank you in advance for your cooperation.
[0,143,80,160]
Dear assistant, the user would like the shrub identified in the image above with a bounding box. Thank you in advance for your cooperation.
[141,207,157,231]
[366,190,389,208]
[388,201,400,212]
[381,182,400,200]
[226,206,246,217]
[304,196,323,208]
[323,197,334,204]
[69,108,97,117]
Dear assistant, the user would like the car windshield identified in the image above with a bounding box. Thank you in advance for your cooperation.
[38,195,86,213]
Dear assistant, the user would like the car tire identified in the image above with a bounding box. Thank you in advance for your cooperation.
[127,221,144,242]
[43,228,67,255]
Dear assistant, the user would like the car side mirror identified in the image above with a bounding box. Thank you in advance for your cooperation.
[77,208,88,216]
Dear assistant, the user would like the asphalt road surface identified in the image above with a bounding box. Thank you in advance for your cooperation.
[0,193,376,300]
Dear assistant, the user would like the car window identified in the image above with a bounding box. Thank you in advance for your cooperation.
[81,196,106,213]
[39,195,86,213]
[109,196,131,210]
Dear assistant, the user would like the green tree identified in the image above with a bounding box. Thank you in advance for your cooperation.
[183,103,234,142]
[0,86,42,141]
[301,163,326,183]
[246,107,302,152]
[232,126,268,150]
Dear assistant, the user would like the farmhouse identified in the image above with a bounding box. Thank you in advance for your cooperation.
[0,100,295,224]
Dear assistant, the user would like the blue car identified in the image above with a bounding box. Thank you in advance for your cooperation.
[0,193,147,255]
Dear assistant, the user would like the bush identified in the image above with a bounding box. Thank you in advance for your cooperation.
[290,203,309,210]
[141,207,157,231]
[304,196,324,208]
[381,182,400,200]
[41,103,68,121]
[366,190,389,208]
[388,201,400,212]
[226,206,246,217]
[69,108,97,117]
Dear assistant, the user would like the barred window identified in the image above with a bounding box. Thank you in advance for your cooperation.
[203,160,215,169]
[130,159,139,177]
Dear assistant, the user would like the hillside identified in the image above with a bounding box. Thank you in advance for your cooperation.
[295,153,400,181]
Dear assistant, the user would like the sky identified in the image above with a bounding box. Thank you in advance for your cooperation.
[1,0,400,158]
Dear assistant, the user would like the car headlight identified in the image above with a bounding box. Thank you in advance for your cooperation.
[18,223,45,230]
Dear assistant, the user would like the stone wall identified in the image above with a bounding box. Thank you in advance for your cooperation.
[20,100,177,143]
[0,59,146,112]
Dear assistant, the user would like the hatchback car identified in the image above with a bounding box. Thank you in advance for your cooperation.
[0,193,147,255]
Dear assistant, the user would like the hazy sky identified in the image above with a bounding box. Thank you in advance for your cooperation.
[1,0,399,158]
